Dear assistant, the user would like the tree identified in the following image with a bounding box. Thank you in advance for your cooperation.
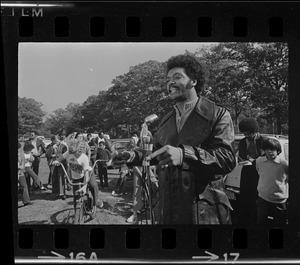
[42,103,83,135]
[197,42,288,134]
[103,60,173,136]
[18,97,45,135]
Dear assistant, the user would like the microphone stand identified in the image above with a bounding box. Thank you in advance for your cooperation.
[140,122,154,224]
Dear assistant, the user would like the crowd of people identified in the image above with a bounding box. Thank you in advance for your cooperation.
[17,54,289,226]
[17,129,149,222]
[234,118,289,226]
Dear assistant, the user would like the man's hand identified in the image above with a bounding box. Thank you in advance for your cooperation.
[146,145,182,168]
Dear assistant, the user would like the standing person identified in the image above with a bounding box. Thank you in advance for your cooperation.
[95,132,112,152]
[18,142,32,206]
[255,138,288,225]
[237,118,267,225]
[96,141,111,189]
[59,130,68,151]
[22,143,46,191]
[87,133,97,168]
[45,135,59,189]
[26,131,46,178]
[113,54,236,224]
[112,137,139,197]
[52,136,68,200]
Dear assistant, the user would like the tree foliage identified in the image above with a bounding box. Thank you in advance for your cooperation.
[196,42,288,133]
[18,97,45,135]
[21,43,288,138]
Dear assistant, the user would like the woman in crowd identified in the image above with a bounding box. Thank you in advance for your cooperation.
[22,143,46,191]
[18,142,32,206]
[52,135,68,200]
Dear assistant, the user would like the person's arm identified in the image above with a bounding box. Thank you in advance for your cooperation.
[104,137,112,152]
[106,149,112,160]
[93,140,98,156]
[147,108,236,175]
[53,149,69,165]
[82,155,91,182]
[181,109,236,175]
[65,132,76,147]
[86,143,91,161]
[283,160,289,181]
[40,140,46,154]
[18,154,25,170]
[28,153,35,162]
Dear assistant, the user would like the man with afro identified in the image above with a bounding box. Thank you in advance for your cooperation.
[113,54,236,224]
[237,117,268,225]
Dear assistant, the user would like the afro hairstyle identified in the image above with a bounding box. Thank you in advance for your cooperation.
[238,118,259,133]
[166,54,206,94]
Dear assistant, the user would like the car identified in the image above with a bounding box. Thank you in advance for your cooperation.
[82,133,110,140]
[108,138,131,153]
[224,134,289,199]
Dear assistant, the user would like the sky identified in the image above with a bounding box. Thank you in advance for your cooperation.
[19,42,216,114]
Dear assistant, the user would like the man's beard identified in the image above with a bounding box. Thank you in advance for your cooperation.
[173,80,193,102]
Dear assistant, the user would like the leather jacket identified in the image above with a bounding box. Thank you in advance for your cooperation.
[132,96,236,224]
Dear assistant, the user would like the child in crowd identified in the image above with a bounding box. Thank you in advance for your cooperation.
[23,143,46,191]
[18,142,32,206]
[96,141,111,189]
[53,139,103,208]
[255,138,289,225]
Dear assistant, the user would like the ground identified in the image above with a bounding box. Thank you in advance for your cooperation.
[18,157,141,225]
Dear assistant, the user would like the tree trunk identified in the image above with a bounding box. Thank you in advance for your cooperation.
[276,119,282,134]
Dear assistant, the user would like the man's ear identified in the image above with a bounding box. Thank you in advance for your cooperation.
[191,79,197,87]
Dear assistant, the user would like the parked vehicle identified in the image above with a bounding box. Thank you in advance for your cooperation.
[108,138,131,153]
[82,133,110,140]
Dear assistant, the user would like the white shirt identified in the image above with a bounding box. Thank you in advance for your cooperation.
[31,139,38,154]
[63,152,90,180]
[174,97,198,132]
[24,153,32,167]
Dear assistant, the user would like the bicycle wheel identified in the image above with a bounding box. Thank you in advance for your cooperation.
[87,191,97,219]
[140,181,155,225]
[73,197,85,224]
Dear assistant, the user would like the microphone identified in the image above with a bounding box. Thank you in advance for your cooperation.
[144,114,158,125]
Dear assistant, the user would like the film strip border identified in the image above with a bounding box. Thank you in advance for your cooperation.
[1,1,300,41]
[15,15,286,39]
[16,226,300,261]
[3,0,300,262]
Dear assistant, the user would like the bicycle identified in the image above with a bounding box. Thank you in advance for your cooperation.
[57,160,101,224]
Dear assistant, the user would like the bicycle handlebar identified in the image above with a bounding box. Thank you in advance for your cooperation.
[91,159,108,171]
[55,159,108,186]
[55,162,88,186]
